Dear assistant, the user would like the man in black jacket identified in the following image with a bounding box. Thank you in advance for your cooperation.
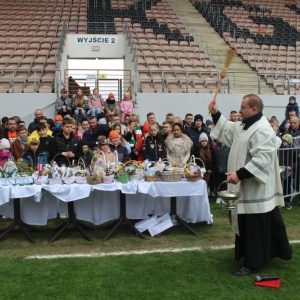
[183,113,193,131]
[51,118,79,166]
[28,109,43,134]
[186,114,211,152]
[279,109,297,134]
[82,115,111,149]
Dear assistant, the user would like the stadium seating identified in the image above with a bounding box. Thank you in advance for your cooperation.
[109,0,218,93]
[191,0,300,94]
[0,0,87,93]
[3,0,299,95]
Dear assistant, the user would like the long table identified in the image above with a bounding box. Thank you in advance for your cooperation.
[0,179,213,242]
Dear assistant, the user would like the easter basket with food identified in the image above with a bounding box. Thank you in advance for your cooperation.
[161,159,182,182]
[185,155,205,182]
[122,160,144,181]
[143,159,165,182]
[74,158,88,184]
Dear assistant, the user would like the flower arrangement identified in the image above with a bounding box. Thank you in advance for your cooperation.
[15,158,34,175]
[124,164,137,175]
[153,161,167,173]
[104,162,117,176]
[43,162,61,179]
[120,160,144,175]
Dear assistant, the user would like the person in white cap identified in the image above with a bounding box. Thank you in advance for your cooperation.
[0,138,14,168]
[196,132,214,195]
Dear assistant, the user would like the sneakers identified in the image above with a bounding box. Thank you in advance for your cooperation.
[59,214,68,219]
[285,202,292,210]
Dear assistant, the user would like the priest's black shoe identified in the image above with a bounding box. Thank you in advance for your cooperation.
[232,266,259,276]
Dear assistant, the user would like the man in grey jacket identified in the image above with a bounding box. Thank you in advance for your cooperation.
[55,88,72,117]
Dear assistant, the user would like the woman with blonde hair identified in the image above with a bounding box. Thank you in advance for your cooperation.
[71,88,89,122]
[93,136,115,168]
[88,88,105,117]
[170,116,183,126]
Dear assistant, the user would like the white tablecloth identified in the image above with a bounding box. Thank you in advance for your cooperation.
[0,180,213,226]
[128,180,213,224]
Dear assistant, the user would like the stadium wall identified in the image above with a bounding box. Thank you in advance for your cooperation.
[134,93,287,124]
[0,93,287,125]
[1,94,56,125]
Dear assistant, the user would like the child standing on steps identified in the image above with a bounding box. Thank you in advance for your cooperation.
[120,92,133,123]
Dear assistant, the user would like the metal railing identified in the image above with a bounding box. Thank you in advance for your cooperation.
[86,22,117,34]
[0,69,61,94]
[64,69,132,100]
[278,147,300,198]
[136,68,300,94]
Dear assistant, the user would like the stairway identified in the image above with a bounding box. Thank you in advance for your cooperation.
[168,0,275,94]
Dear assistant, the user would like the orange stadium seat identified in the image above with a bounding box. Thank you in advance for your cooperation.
[0,0,87,93]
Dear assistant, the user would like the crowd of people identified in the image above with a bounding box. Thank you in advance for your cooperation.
[0,90,294,276]
[0,90,221,195]
[0,90,298,205]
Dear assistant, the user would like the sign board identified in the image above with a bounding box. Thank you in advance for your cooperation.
[99,74,107,79]
[86,74,97,80]
[75,35,117,44]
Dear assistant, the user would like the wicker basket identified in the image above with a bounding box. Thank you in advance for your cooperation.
[144,174,159,182]
[86,174,103,185]
[75,176,87,184]
[185,173,201,182]
[160,171,182,182]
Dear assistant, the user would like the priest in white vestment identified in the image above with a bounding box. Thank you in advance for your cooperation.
[208,94,292,276]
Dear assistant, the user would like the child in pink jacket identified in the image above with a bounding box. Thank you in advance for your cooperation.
[120,92,133,123]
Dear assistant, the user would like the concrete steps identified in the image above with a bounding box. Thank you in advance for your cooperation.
[168,0,275,94]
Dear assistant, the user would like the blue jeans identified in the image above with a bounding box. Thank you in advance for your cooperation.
[90,108,101,117]
[74,109,86,122]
